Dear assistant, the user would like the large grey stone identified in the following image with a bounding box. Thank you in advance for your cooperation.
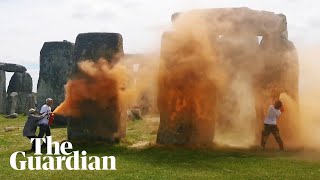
[0,62,27,72]
[5,113,18,119]
[25,94,36,114]
[6,92,18,114]
[158,8,299,148]
[156,32,216,145]
[73,33,123,73]
[171,7,287,36]
[7,72,32,114]
[68,32,125,144]
[37,41,74,110]
[7,72,32,94]
[0,70,5,113]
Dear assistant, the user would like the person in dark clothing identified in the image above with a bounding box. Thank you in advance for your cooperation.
[23,108,47,151]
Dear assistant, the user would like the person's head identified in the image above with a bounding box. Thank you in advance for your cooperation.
[28,108,36,115]
[274,100,283,110]
[46,98,53,107]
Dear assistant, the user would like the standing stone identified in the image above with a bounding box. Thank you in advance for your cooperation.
[157,8,299,148]
[37,41,74,110]
[5,113,18,119]
[255,34,300,148]
[156,32,217,145]
[7,92,18,114]
[7,72,32,114]
[72,33,123,73]
[68,32,125,144]
[0,70,5,113]
[7,72,32,93]
[25,94,36,114]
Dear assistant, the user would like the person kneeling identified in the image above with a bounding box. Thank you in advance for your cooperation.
[23,108,47,151]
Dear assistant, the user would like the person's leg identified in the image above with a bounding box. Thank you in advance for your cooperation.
[46,125,51,136]
[261,124,271,149]
[44,125,51,145]
[38,124,47,147]
[38,124,45,138]
[27,135,37,150]
[272,126,284,151]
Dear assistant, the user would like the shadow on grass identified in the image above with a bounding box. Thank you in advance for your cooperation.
[69,143,312,165]
[72,144,260,162]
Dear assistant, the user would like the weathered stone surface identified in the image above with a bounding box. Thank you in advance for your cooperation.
[7,72,32,114]
[37,41,74,110]
[127,108,142,121]
[73,33,123,73]
[68,32,125,144]
[25,94,36,114]
[254,34,300,147]
[0,70,5,113]
[32,92,37,107]
[5,113,18,119]
[157,8,299,148]
[7,72,32,93]
[157,32,217,145]
[172,7,287,36]
[0,62,27,72]
[6,92,18,114]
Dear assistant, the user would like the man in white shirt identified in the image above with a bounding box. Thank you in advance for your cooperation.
[38,98,53,146]
[261,100,285,151]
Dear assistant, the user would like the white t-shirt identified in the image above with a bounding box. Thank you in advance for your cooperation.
[38,104,51,125]
[264,105,281,125]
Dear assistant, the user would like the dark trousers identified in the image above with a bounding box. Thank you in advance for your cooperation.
[38,124,51,146]
[261,124,284,150]
[27,135,36,150]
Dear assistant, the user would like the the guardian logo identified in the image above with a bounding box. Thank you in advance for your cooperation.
[10,137,116,170]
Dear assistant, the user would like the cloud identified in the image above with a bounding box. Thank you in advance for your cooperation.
[0,0,320,92]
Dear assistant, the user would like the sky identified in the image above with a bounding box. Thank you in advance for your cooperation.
[0,0,319,92]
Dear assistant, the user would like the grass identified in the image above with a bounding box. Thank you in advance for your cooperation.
[0,114,320,179]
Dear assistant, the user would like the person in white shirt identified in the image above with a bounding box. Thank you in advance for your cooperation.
[38,98,53,146]
[261,100,285,151]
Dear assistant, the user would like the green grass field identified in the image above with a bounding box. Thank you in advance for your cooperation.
[1,115,320,179]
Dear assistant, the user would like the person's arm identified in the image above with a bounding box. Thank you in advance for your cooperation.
[30,113,47,121]
[276,109,282,119]
[40,105,49,115]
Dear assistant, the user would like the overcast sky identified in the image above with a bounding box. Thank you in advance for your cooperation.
[0,0,319,92]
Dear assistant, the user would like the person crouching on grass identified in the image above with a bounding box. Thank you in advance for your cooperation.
[38,98,53,148]
[23,108,48,151]
[261,100,285,151]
